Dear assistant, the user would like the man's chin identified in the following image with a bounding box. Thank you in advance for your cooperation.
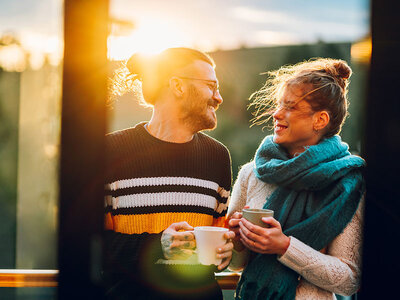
[197,119,217,132]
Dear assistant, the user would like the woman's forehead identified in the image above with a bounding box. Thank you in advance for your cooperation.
[278,86,313,110]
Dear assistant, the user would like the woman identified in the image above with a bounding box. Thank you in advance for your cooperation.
[227,58,365,300]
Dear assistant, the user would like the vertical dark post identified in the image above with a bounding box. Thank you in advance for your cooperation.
[59,0,109,299]
[360,0,400,299]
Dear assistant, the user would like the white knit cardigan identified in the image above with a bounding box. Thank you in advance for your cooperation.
[227,162,364,300]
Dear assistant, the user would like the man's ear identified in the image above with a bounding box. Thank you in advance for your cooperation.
[313,110,330,131]
[169,77,184,97]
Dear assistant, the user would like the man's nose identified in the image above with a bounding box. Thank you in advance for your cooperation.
[213,89,223,104]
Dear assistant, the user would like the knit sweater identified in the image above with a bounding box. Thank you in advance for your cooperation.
[103,122,232,299]
[228,162,364,300]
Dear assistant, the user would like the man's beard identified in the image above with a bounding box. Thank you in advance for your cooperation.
[179,85,218,132]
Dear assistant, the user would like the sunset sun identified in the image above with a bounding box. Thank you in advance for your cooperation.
[108,17,189,60]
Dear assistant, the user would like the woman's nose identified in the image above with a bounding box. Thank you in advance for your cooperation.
[273,107,284,120]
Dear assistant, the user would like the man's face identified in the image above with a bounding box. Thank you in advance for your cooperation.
[178,60,223,132]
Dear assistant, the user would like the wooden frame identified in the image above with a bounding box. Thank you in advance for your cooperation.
[58,0,109,299]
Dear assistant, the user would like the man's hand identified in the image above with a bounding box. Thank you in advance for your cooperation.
[216,230,235,270]
[161,221,196,260]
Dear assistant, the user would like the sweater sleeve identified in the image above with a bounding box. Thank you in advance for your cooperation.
[104,230,164,276]
[278,197,365,296]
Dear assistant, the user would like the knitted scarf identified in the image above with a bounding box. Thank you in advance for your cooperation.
[235,135,365,300]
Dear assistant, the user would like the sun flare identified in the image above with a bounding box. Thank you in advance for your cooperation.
[108,17,189,61]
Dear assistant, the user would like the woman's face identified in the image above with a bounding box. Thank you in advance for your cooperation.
[273,85,322,157]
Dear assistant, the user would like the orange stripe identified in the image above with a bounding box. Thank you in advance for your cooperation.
[113,212,216,234]
[212,216,226,228]
[105,212,113,230]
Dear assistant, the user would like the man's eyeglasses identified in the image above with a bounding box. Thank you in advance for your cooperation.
[176,76,219,95]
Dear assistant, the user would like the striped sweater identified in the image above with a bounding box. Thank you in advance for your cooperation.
[103,122,232,298]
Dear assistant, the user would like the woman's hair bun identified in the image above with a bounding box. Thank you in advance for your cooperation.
[332,60,351,80]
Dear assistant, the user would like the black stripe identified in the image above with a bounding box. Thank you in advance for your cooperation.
[112,205,215,216]
[110,184,218,198]
[213,208,227,219]
[105,185,229,204]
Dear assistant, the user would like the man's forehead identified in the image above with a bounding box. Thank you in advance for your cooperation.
[179,60,216,79]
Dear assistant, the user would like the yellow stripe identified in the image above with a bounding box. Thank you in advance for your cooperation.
[113,212,216,234]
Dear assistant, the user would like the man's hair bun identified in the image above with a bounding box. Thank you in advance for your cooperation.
[126,53,157,80]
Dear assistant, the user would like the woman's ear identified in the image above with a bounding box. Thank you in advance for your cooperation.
[313,110,330,131]
[169,77,184,98]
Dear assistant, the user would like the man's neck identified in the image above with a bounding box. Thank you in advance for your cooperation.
[146,115,195,143]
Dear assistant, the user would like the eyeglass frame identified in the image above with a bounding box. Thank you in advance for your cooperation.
[174,76,220,95]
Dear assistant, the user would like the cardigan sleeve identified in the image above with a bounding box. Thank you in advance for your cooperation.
[227,163,254,271]
[227,162,254,217]
[278,197,365,296]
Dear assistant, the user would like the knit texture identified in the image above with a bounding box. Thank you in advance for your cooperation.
[227,162,364,299]
[236,135,365,300]
[103,122,231,299]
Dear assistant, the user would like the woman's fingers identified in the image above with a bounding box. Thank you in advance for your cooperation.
[239,218,267,244]
[239,228,259,252]
[261,217,280,228]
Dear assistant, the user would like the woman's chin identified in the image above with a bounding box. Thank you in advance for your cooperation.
[273,134,283,144]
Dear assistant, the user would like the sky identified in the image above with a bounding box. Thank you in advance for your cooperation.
[0,0,370,65]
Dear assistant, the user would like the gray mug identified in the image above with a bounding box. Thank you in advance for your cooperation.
[242,208,274,228]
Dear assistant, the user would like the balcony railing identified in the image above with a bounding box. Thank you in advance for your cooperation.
[0,269,240,289]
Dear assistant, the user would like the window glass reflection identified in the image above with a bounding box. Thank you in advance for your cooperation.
[0,0,63,274]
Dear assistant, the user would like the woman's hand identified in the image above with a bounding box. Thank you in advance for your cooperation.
[239,217,290,256]
[228,211,243,240]
[216,231,235,270]
[228,208,250,252]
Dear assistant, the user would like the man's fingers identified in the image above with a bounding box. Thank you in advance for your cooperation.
[171,240,196,249]
[175,231,195,241]
[223,231,235,240]
[218,257,230,270]
[217,241,233,253]
[171,221,194,231]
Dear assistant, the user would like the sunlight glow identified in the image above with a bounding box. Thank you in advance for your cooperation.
[108,18,190,61]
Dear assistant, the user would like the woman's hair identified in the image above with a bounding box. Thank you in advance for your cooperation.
[109,47,215,106]
[250,58,352,138]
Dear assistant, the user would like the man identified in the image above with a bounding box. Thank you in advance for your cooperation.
[104,48,234,300]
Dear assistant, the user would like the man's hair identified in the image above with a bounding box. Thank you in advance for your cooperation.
[109,48,215,106]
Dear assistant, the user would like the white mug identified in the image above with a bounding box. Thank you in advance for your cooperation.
[193,226,228,266]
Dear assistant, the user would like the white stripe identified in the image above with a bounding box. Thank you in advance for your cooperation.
[112,192,217,210]
[109,177,219,191]
[104,195,112,207]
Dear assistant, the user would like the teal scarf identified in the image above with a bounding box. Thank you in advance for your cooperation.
[235,135,365,300]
